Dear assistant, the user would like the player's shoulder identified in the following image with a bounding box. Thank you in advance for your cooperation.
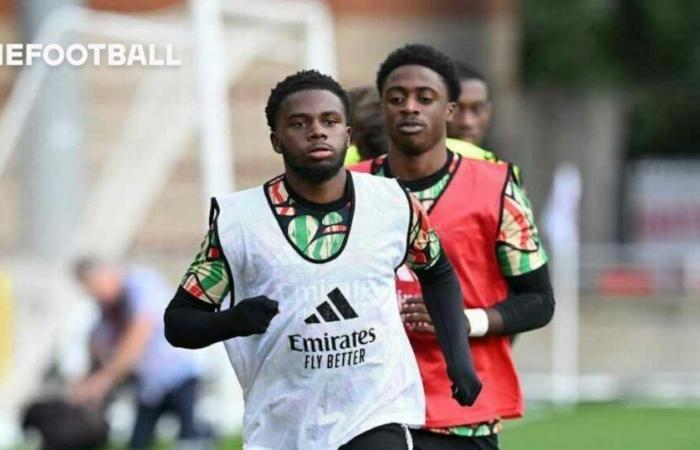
[211,180,271,228]
[351,172,408,214]
[452,151,511,192]
[446,138,523,184]
[351,170,400,191]
[455,151,509,173]
[216,181,269,205]
[348,153,388,176]
[446,139,507,173]
[446,138,498,162]
[347,158,374,173]
[214,189,258,218]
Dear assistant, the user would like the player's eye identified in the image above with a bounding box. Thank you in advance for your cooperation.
[324,118,339,126]
[290,120,305,128]
[419,96,434,104]
[389,96,404,105]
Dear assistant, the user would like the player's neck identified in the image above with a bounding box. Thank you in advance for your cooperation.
[284,168,348,205]
[387,139,448,182]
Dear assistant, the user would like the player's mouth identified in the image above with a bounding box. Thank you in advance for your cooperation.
[307,144,335,161]
[397,119,426,135]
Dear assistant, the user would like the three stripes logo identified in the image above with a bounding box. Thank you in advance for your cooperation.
[304,288,358,324]
[292,288,374,369]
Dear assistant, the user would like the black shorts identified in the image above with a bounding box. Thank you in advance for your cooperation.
[341,423,411,450]
[411,429,499,450]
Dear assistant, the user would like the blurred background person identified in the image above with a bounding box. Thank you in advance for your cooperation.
[446,62,524,183]
[72,258,211,450]
[343,80,501,166]
[447,62,492,147]
[344,86,389,165]
[343,73,504,169]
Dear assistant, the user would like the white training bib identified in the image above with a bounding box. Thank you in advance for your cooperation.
[215,172,425,450]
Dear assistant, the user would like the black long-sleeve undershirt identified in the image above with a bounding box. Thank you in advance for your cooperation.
[415,250,478,397]
[495,263,555,335]
[164,251,475,372]
[165,287,241,349]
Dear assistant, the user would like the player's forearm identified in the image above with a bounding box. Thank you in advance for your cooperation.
[164,288,279,348]
[164,287,279,349]
[469,264,555,337]
[415,252,476,378]
[164,287,239,349]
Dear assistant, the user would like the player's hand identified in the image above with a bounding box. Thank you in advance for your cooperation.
[400,296,435,334]
[448,365,482,406]
[231,296,279,336]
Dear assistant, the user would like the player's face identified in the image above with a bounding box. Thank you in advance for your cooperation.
[382,65,455,155]
[271,89,350,183]
[447,79,491,145]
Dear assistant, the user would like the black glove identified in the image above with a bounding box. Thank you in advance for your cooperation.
[449,366,482,406]
[415,251,483,407]
[229,295,280,336]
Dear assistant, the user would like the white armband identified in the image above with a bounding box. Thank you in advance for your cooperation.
[464,308,489,337]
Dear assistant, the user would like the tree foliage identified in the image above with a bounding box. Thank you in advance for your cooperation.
[521,0,700,156]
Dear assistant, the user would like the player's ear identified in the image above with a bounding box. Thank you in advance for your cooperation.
[270,132,282,154]
[345,126,352,149]
[446,101,456,122]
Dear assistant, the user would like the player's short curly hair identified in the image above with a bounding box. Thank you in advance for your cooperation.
[376,44,461,102]
[455,61,486,83]
[265,70,351,130]
[454,61,490,100]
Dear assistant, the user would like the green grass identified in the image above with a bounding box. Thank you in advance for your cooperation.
[500,403,700,450]
[178,403,700,450]
[103,436,242,450]
[112,436,242,450]
[12,404,700,450]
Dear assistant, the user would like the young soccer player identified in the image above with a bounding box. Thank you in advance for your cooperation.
[352,44,555,450]
[444,62,523,183]
[345,86,388,163]
[344,84,502,169]
[447,62,492,146]
[164,70,482,449]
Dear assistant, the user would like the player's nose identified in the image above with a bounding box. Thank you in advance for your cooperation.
[402,97,420,114]
[308,120,327,140]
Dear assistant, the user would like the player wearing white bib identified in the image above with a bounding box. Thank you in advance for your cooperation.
[164,70,482,450]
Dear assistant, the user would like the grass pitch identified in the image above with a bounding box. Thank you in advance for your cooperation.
[215,402,700,450]
[13,402,700,449]
[500,402,700,450]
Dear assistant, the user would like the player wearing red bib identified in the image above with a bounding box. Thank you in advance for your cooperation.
[351,44,555,450]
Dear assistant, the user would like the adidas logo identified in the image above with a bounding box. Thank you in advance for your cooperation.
[304,288,358,324]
